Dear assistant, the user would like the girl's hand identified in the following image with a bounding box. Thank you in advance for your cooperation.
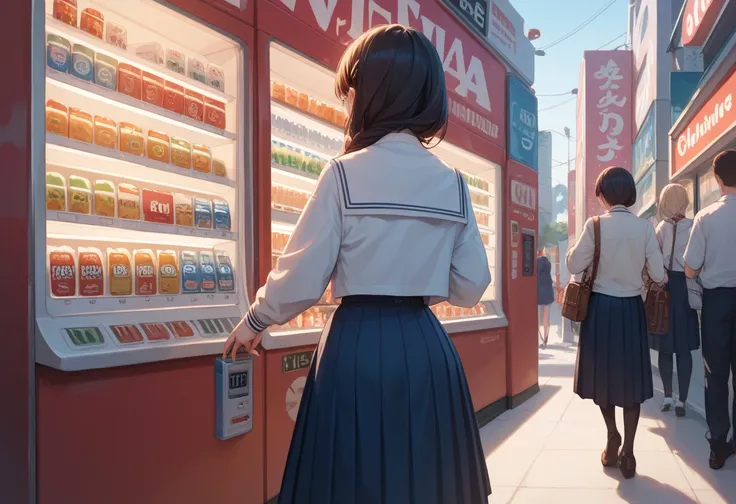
[222,319,262,360]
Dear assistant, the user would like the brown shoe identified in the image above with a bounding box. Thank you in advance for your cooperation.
[601,432,621,467]
[619,452,637,479]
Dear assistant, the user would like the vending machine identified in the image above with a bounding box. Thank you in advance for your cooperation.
[28,1,264,503]
[254,0,511,499]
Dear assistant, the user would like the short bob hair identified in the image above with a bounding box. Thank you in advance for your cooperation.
[335,24,448,154]
[713,149,736,188]
[595,166,637,208]
[657,183,690,220]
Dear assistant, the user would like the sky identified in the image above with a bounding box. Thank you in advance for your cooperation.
[512,0,631,188]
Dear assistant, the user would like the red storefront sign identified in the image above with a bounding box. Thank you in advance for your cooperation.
[682,0,727,47]
[268,0,506,147]
[672,68,736,175]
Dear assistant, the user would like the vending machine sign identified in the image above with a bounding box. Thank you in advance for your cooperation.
[269,0,506,145]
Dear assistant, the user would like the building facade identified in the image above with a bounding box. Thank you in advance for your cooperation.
[538,130,554,239]
[630,0,687,220]
[665,0,736,417]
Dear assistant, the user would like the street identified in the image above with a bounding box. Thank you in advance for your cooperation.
[481,316,736,503]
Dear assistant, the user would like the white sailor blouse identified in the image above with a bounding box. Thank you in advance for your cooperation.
[244,132,492,334]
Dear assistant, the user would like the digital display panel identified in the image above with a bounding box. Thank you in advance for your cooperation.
[228,370,249,398]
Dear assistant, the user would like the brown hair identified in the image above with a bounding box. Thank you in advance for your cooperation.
[594,166,637,208]
[335,24,448,154]
[713,149,736,187]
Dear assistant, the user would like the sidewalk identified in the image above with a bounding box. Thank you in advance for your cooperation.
[481,331,736,503]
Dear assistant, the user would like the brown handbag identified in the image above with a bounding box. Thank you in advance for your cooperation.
[561,217,600,322]
[645,221,677,335]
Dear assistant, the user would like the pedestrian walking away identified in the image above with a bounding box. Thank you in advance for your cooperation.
[566,167,665,480]
[684,149,736,470]
[538,248,555,348]
[223,24,492,504]
[648,184,700,417]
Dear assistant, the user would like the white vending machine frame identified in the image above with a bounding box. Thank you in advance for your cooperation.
[32,0,253,371]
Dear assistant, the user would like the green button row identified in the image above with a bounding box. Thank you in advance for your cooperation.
[66,327,104,346]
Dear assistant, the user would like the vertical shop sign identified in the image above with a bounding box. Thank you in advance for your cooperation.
[583,50,633,219]
[632,106,655,181]
[507,74,538,170]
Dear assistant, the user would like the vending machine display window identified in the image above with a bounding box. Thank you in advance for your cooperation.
[36,0,251,370]
[268,43,501,338]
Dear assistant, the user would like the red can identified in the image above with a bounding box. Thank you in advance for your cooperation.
[142,71,165,108]
[164,81,185,115]
[80,8,104,39]
[118,63,142,101]
[204,97,226,130]
[142,189,174,225]
[184,90,204,122]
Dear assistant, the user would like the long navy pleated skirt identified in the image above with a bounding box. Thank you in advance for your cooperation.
[574,292,654,407]
[648,271,700,354]
[278,295,491,504]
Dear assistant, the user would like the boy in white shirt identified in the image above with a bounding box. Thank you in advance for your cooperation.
[684,149,736,470]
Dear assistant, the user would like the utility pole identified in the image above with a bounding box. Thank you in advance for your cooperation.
[562,126,577,344]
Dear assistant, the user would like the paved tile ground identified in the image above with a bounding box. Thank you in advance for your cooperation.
[481,315,736,504]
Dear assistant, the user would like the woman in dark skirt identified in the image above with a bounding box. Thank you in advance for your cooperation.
[649,184,700,416]
[566,167,665,479]
[538,249,555,348]
[224,25,492,503]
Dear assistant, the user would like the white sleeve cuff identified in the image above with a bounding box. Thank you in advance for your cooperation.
[244,306,269,333]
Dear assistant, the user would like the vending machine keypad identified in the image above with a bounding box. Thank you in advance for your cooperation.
[167,321,195,338]
[140,323,171,341]
[65,327,105,346]
[110,325,144,344]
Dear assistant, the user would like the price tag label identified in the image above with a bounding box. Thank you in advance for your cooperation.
[58,212,79,223]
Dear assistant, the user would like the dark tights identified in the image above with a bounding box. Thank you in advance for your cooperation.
[600,405,641,454]
[658,351,693,401]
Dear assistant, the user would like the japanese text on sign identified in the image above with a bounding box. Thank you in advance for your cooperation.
[594,59,627,163]
[443,0,489,39]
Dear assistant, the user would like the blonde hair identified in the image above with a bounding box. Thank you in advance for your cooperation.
[658,183,690,220]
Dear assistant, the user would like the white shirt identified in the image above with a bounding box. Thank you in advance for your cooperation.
[684,194,736,289]
[245,132,491,333]
[566,207,665,297]
[655,218,693,272]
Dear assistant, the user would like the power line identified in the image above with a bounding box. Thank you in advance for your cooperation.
[539,95,577,112]
[539,0,620,51]
[537,90,577,97]
[596,31,627,50]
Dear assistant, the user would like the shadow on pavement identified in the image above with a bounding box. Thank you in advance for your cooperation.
[481,384,563,456]
[614,474,699,504]
[640,392,736,502]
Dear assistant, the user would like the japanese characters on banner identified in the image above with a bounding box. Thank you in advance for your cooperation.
[583,50,633,220]
[273,0,506,147]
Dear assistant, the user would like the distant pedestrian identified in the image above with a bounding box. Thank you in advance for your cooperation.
[649,184,700,417]
[567,167,665,479]
[538,248,554,348]
[684,149,736,470]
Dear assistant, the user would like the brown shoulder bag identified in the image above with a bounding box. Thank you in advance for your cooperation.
[561,217,600,322]
[645,221,676,335]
